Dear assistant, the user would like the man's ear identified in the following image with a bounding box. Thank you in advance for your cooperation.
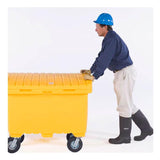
[104,25,108,31]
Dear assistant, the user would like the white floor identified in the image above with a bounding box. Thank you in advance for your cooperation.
[20,131,153,153]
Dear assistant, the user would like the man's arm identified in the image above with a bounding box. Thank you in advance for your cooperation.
[92,38,117,79]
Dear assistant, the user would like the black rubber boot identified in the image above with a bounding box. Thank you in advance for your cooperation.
[109,116,131,144]
[132,110,153,141]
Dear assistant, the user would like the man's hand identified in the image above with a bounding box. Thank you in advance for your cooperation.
[84,74,95,81]
[80,69,91,75]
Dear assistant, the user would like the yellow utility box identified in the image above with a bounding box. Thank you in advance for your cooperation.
[8,73,92,153]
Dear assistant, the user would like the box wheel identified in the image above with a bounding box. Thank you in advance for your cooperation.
[67,137,83,152]
[66,133,74,141]
[8,137,21,153]
[20,134,25,143]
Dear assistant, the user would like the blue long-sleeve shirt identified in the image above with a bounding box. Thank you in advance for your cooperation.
[90,30,133,79]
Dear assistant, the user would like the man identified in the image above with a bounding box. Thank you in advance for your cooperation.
[81,13,153,144]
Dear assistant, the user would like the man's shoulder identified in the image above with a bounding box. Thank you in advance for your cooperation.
[108,30,118,38]
[103,31,118,43]
[104,30,116,39]
[107,31,123,43]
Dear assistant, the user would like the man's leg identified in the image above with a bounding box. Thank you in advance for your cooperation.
[132,110,153,141]
[109,67,133,144]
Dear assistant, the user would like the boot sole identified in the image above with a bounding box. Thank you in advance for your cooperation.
[148,130,153,136]
[134,132,153,141]
[109,139,131,144]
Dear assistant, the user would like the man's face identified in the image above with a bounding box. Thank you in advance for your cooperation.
[95,23,107,37]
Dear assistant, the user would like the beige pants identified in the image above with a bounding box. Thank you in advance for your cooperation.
[113,65,139,118]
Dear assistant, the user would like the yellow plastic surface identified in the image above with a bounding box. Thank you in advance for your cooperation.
[8,73,92,138]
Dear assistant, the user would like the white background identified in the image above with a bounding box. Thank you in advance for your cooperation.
[1,0,160,160]
[8,7,153,152]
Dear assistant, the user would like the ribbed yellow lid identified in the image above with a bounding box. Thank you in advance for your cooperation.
[8,73,92,94]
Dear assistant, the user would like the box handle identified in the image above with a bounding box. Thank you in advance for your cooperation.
[42,91,52,94]
[63,89,76,92]
[19,89,32,92]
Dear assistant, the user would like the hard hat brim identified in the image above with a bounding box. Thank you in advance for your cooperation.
[93,20,113,26]
[93,20,104,24]
[93,20,107,25]
[93,20,101,24]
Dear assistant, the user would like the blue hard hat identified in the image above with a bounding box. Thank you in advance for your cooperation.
[94,13,113,26]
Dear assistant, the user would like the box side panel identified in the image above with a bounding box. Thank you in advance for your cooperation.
[8,94,88,137]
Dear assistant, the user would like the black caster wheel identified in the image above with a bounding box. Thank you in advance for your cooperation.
[66,133,74,141]
[8,137,21,153]
[20,134,25,143]
[67,137,83,152]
